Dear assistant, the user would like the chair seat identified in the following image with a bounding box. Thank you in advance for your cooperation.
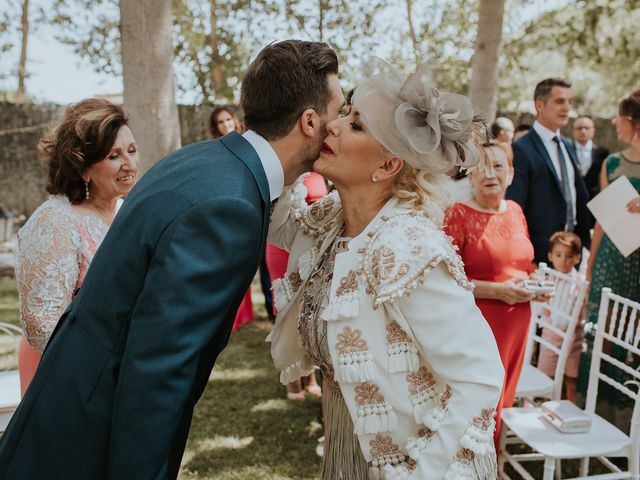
[502,407,631,458]
[0,370,20,412]
[515,364,554,398]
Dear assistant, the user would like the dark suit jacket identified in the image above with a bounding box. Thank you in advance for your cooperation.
[0,132,270,479]
[506,128,591,264]
[573,141,610,199]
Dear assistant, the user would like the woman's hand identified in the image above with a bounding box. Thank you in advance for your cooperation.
[496,280,535,305]
[627,195,640,214]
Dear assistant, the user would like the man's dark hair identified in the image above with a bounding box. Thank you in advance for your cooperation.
[534,78,572,102]
[240,40,339,140]
[515,124,531,133]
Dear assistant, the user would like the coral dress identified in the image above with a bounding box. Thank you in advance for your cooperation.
[15,196,109,395]
[444,200,534,439]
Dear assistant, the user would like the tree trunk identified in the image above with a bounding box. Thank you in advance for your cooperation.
[469,0,504,120]
[120,0,181,172]
[405,0,422,67]
[318,0,325,42]
[16,0,29,104]
[209,0,225,100]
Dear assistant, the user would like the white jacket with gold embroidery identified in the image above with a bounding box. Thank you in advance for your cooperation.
[267,181,505,480]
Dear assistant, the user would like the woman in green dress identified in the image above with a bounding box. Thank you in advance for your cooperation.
[578,88,640,427]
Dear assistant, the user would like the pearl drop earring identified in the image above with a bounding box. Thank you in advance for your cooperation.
[85,181,90,200]
[372,175,379,182]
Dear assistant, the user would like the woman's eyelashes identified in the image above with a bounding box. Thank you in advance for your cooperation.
[350,122,363,131]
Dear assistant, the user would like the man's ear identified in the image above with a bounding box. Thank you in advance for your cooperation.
[298,108,319,139]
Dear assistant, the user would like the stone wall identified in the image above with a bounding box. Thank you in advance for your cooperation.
[0,102,623,221]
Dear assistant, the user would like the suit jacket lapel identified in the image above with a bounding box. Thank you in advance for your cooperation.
[220,132,271,248]
[529,128,563,193]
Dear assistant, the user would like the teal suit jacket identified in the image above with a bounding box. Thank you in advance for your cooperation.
[0,132,270,479]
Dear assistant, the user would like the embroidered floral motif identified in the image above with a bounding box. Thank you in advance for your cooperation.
[417,427,436,439]
[371,246,396,281]
[440,384,453,409]
[288,271,302,292]
[336,326,368,354]
[370,434,402,459]
[308,199,335,223]
[360,211,473,307]
[455,448,476,463]
[386,321,412,344]
[473,408,495,431]
[355,382,386,405]
[336,270,359,297]
[406,366,436,396]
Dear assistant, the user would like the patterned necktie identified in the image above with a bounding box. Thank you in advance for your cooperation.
[553,136,575,231]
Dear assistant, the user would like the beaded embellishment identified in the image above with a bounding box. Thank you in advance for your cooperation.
[334,326,376,383]
[354,382,397,435]
[386,321,419,373]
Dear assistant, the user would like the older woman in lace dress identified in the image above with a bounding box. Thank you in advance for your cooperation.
[16,99,139,394]
[268,61,504,479]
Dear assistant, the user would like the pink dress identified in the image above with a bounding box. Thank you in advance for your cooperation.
[15,196,109,395]
[266,173,328,315]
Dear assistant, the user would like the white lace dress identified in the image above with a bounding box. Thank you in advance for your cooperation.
[16,195,109,353]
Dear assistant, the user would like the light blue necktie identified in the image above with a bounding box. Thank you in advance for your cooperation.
[553,136,575,231]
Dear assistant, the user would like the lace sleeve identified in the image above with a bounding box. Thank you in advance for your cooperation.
[442,203,466,252]
[16,200,81,352]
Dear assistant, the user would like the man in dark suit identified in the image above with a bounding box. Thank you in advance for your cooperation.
[572,115,610,199]
[0,40,345,479]
[506,78,591,264]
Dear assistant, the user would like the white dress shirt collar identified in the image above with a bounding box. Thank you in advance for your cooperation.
[242,129,284,201]
[575,139,593,151]
[533,120,560,143]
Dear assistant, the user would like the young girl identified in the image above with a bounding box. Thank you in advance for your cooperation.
[537,231,585,402]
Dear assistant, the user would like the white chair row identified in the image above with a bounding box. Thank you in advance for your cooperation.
[500,287,640,480]
[516,262,588,403]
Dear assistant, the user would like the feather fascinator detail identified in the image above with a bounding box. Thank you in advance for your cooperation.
[352,58,487,174]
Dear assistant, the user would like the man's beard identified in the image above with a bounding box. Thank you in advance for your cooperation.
[299,124,327,172]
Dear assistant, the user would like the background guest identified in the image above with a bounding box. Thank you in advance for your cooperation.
[513,124,531,142]
[578,88,640,425]
[572,116,610,199]
[507,78,591,264]
[16,99,139,394]
[444,141,535,442]
[209,106,241,138]
[537,231,585,403]
[491,116,515,143]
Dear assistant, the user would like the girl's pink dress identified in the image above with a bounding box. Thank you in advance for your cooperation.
[16,196,110,395]
[266,173,328,315]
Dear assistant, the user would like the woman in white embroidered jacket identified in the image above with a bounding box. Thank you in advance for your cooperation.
[267,60,505,480]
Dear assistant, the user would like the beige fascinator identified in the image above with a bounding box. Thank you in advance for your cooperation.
[352,58,486,174]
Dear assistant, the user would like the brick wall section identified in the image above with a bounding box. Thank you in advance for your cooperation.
[0,103,623,220]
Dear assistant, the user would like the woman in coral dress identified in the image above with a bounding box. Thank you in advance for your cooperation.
[444,142,536,442]
[16,99,139,394]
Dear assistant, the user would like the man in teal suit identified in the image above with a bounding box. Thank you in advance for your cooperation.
[0,40,344,479]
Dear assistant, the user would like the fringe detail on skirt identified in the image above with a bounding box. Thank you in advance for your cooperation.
[321,375,369,480]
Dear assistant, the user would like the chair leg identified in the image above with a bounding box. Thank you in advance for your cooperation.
[543,457,556,480]
[555,459,561,479]
[579,457,589,477]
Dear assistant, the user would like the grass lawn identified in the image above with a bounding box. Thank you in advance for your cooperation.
[0,278,617,479]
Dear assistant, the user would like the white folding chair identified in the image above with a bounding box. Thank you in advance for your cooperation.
[500,288,640,480]
[0,322,22,435]
[516,262,588,402]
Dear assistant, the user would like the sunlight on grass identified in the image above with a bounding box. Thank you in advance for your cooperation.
[250,398,291,413]
[210,367,271,382]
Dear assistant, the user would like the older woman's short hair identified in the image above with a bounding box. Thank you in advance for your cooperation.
[39,99,128,204]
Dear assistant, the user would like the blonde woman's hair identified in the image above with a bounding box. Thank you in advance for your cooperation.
[393,163,450,225]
